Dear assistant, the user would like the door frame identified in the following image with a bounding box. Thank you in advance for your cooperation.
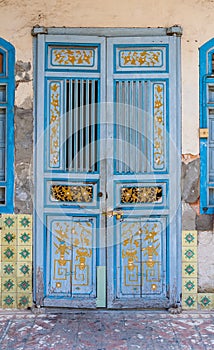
[32,26,182,308]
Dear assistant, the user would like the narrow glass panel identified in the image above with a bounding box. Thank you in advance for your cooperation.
[0,53,3,73]
[0,85,6,102]
[212,54,214,73]
[0,187,5,204]
[208,85,214,103]
[0,108,6,181]
[209,188,214,205]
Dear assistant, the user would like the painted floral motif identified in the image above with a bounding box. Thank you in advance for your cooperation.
[49,82,60,167]
[3,279,14,291]
[153,84,165,169]
[200,296,211,307]
[53,48,94,66]
[121,221,161,293]
[4,232,15,244]
[19,280,30,291]
[3,295,14,306]
[120,50,161,67]
[3,264,15,275]
[184,280,195,292]
[184,249,195,260]
[185,233,195,244]
[4,217,15,228]
[185,295,195,307]
[185,264,195,275]
[18,295,29,307]
[20,232,30,244]
[4,248,15,259]
[19,217,30,228]
[19,264,30,275]
[19,248,30,260]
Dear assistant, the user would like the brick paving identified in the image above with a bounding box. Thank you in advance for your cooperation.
[0,310,213,349]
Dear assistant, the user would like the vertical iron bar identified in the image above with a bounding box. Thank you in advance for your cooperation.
[125,81,129,173]
[85,80,90,172]
[118,81,123,173]
[91,80,95,172]
[80,79,84,171]
[74,79,78,171]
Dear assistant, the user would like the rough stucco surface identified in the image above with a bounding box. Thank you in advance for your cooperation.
[0,0,213,291]
[0,0,214,154]
[198,231,214,292]
[15,61,33,213]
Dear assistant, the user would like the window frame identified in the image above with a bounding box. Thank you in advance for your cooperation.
[0,38,15,213]
[199,38,214,214]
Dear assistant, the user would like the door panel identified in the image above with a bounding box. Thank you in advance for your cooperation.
[35,33,181,309]
[106,37,179,308]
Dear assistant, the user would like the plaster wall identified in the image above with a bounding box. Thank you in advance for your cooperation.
[0,0,213,295]
[0,0,214,154]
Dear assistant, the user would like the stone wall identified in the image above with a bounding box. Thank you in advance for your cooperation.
[182,155,214,293]
[15,61,33,214]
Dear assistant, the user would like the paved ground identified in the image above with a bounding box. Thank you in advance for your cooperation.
[0,310,213,350]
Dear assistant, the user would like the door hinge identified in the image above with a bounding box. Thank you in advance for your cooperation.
[31,25,48,36]
[199,128,209,138]
[166,26,183,37]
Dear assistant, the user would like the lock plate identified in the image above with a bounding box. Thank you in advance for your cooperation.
[199,128,209,138]
[102,209,124,220]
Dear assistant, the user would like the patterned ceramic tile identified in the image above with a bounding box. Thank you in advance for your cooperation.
[2,215,17,230]
[0,214,33,309]
[18,230,32,246]
[2,245,17,262]
[182,231,197,247]
[17,293,32,309]
[17,246,32,262]
[182,262,197,278]
[1,230,17,245]
[2,292,17,308]
[1,277,16,293]
[198,293,214,310]
[0,216,3,228]
[17,277,32,293]
[182,246,197,262]
[17,262,32,278]
[182,278,197,294]
[17,215,32,230]
[182,293,197,310]
[2,262,16,277]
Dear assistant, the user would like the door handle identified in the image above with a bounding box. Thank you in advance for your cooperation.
[102,209,124,220]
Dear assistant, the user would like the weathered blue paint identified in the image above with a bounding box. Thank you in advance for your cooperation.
[34,30,181,309]
[199,38,214,214]
[0,38,14,213]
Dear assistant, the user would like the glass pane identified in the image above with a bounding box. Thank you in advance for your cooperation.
[0,53,3,73]
[208,85,214,103]
[0,187,5,204]
[0,109,6,181]
[0,85,6,102]
[212,54,214,73]
[209,188,214,205]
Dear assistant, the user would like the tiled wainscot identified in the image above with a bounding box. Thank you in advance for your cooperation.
[182,231,214,310]
[0,214,32,308]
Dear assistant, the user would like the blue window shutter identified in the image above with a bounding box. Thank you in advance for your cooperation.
[200,38,214,214]
[0,38,15,213]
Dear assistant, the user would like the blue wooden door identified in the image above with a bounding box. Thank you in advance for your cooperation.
[34,32,181,308]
